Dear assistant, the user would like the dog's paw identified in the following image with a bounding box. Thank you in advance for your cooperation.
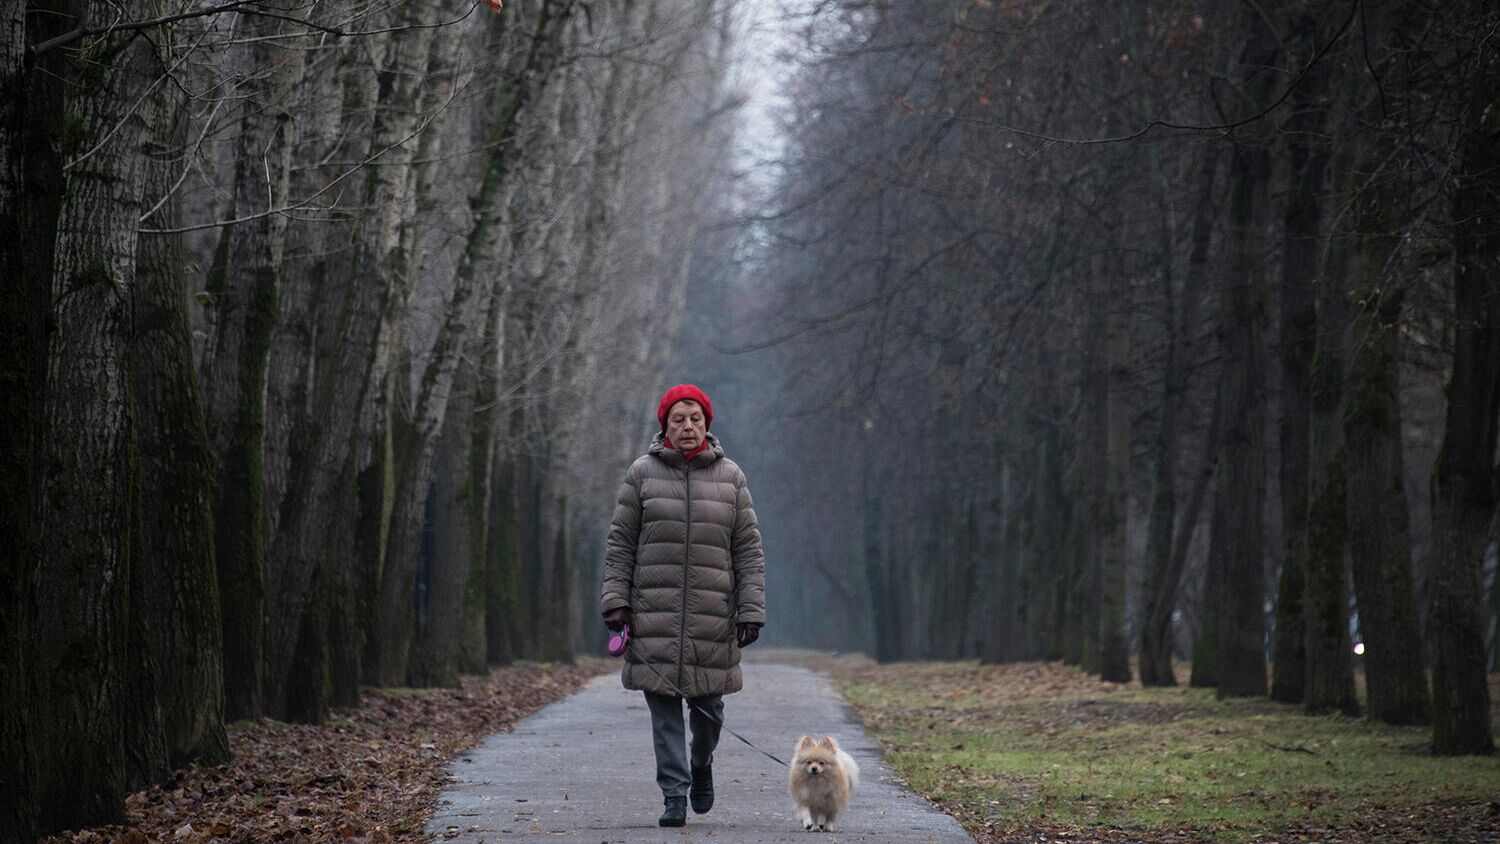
[803,822,814,831]
[817,823,827,832]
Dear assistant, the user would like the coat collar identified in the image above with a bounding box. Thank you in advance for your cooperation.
[649,430,724,469]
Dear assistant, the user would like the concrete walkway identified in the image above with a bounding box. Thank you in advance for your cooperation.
[425,663,974,843]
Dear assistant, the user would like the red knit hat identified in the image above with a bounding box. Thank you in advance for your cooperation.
[657,384,712,431]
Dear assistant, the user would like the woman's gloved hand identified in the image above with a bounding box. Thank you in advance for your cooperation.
[736,622,761,648]
[603,607,632,632]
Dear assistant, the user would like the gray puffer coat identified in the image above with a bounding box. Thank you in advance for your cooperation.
[600,431,766,697]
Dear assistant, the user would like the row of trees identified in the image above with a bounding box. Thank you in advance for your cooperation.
[1,0,743,837]
[730,0,1497,756]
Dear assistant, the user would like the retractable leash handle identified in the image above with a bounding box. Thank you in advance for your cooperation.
[607,622,631,657]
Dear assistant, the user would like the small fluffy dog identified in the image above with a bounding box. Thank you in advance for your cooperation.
[788,735,859,832]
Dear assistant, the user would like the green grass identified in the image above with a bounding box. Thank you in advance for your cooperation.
[825,660,1500,842]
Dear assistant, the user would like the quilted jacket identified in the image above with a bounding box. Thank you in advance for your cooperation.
[599,431,766,697]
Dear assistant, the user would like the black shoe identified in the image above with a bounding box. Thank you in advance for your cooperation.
[659,796,687,827]
[690,762,714,814]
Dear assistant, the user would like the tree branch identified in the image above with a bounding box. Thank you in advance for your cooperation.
[31,0,258,57]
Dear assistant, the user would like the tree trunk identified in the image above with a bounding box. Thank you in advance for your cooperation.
[1078,274,1108,674]
[1302,233,1359,715]
[1428,52,1500,755]
[982,454,1022,663]
[1270,23,1331,704]
[1015,435,1049,662]
[1190,467,1226,689]
[1141,227,1182,687]
[1216,137,1271,699]
[264,0,442,708]
[261,5,360,712]
[1147,374,1224,687]
[543,495,577,662]
[375,0,575,686]
[0,0,63,832]
[1099,267,1132,683]
[32,13,153,827]
[1334,4,1432,727]
[486,451,523,666]
[127,76,229,779]
[410,343,481,687]
[200,14,302,721]
[1342,279,1429,723]
[460,294,506,673]
[1141,147,1219,687]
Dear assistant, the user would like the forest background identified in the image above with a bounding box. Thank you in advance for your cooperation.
[2,0,1498,839]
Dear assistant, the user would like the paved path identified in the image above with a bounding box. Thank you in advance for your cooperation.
[425,663,974,843]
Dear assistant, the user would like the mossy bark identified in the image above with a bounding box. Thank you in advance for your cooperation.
[200,10,304,720]
[540,496,576,663]
[0,0,65,832]
[1142,148,1219,688]
[1302,234,1359,715]
[127,77,229,775]
[1033,391,1069,662]
[459,297,504,674]
[324,458,366,708]
[1140,240,1183,687]
[982,456,1022,664]
[32,14,154,828]
[456,430,491,675]
[284,557,330,724]
[486,454,523,666]
[1302,452,1360,714]
[1331,1,1430,726]
[1216,140,1270,699]
[864,479,896,662]
[1055,444,1092,667]
[1270,24,1331,704]
[1428,53,1499,755]
[1189,467,1225,689]
[1146,378,1223,687]
[1077,274,1108,676]
[410,350,478,688]
[357,414,396,685]
[376,0,580,684]
[263,0,443,702]
[1342,282,1429,724]
[1061,515,1093,669]
[1099,269,1132,684]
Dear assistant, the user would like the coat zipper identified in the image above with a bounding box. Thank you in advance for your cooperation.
[677,460,692,692]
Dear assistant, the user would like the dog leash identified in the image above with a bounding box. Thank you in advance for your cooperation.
[626,640,790,769]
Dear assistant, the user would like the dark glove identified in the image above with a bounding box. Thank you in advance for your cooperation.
[603,607,632,632]
[736,622,761,648]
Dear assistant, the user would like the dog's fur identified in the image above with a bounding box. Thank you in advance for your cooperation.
[788,735,859,832]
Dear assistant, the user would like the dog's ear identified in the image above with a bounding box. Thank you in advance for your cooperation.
[798,735,815,750]
[818,736,835,750]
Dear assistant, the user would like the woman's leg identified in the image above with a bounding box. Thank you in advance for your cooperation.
[643,692,690,798]
[686,695,723,813]
[687,694,724,768]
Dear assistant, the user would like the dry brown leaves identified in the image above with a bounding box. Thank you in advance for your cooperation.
[45,661,607,844]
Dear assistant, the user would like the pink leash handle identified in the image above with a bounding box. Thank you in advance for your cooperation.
[607,622,631,657]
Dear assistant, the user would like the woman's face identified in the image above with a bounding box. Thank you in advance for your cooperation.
[665,400,706,453]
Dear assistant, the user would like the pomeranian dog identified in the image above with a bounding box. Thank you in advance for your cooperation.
[788,735,859,832]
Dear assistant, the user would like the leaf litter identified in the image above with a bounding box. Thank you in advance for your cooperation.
[45,661,607,844]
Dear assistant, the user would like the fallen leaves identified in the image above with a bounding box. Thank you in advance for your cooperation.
[45,661,606,844]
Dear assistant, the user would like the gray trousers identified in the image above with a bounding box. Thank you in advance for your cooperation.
[644,691,724,798]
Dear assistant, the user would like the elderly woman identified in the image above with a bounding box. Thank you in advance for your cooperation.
[599,384,766,828]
